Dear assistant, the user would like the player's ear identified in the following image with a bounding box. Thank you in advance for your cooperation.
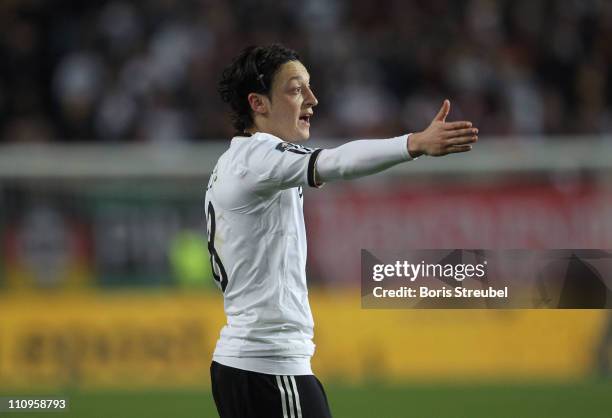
[247,93,268,116]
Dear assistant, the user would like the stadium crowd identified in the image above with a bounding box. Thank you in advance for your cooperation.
[1,0,611,142]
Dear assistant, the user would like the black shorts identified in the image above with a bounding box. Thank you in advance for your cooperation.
[210,361,332,418]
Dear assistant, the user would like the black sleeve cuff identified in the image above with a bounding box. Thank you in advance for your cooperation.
[307,149,323,187]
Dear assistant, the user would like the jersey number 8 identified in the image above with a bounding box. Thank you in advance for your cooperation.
[206,202,228,292]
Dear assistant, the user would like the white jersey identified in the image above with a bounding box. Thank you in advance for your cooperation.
[205,130,413,376]
[205,132,321,376]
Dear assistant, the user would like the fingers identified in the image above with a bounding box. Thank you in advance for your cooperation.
[447,136,478,146]
[433,99,451,122]
[443,121,473,130]
[445,127,478,139]
[446,127,479,152]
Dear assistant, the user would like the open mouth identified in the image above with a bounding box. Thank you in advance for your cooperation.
[299,115,311,126]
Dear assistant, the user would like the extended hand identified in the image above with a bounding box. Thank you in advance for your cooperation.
[408,99,478,158]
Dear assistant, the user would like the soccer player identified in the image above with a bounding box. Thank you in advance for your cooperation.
[206,44,478,418]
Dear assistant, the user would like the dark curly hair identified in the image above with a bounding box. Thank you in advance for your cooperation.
[218,44,300,133]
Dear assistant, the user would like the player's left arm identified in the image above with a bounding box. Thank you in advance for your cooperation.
[313,99,478,184]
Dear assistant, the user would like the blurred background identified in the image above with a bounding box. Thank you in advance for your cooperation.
[1,0,612,417]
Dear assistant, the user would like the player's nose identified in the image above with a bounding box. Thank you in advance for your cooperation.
[304,86,318,108]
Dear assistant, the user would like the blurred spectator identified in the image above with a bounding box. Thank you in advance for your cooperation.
[0,0,611,142]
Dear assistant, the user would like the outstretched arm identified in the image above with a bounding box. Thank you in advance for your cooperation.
[315,99,478,184]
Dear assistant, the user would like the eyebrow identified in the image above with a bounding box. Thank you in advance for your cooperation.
[286,76,310,84]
